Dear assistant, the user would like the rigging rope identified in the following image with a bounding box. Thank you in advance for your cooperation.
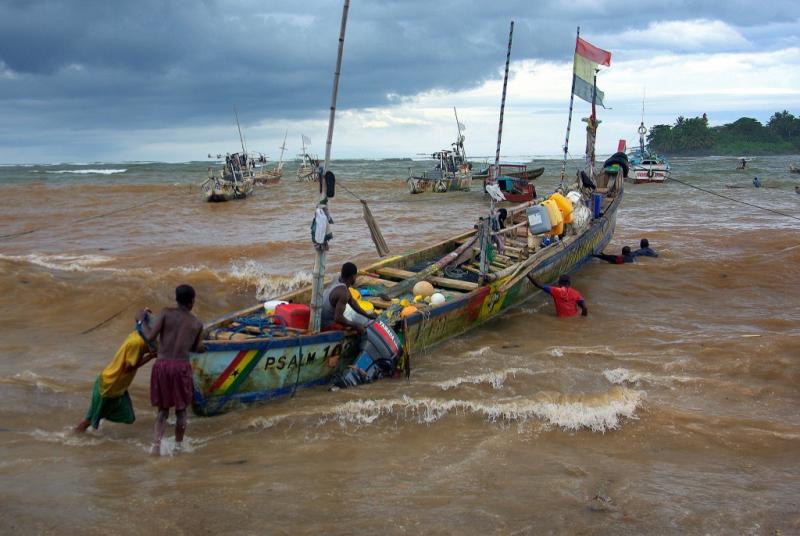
[333,179,391,256]
[0,192,173,240]
[668,177,800,222]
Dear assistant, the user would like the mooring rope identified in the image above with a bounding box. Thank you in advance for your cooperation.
[0,192,174,240]
[668,176,800,222]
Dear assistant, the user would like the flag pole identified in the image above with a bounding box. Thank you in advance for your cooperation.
[560,26,580,186]
[310,0,350,332]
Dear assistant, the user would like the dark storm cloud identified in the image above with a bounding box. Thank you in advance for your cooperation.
[0,0,797,150]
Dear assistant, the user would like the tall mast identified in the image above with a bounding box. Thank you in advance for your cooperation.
[491,21,514,192]
[480,20,513,283]
[639,88,646,154]
[277,129,288,171]
[453,106,465,160]
[234,105,246,154]
[560,26,580,185]
[309,0,350,332]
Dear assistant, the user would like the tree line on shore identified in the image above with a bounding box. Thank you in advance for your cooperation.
[647,111,800,155]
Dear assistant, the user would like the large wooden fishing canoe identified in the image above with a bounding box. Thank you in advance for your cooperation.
[190,180,623,416]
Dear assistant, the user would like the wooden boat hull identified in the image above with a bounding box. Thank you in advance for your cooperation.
[189,190,621,416]
[630,165,668,184]
[473,166,544,182]
[254,169,282,185]
[202,178,255,202]
[192,330,359,415]
[407,173,472,194]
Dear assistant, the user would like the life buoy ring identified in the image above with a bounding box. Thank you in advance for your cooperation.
[434,180,448,193]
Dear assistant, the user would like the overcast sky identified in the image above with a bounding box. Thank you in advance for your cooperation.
[1,0,798,163]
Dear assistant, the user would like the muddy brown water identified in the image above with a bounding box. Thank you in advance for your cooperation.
[1,156,799,534]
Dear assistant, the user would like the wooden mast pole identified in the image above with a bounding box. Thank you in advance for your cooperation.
[480,20,514,283]
[560,26,580,185]
[310,0,350,332]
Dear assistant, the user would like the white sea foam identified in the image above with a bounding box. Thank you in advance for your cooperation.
[464,345,492,358]
[603,368,642,385]
[1,370,67,393]
[0,253,118,273]
[44,168,127,175]
[603,367,698,387]
[229,260,313,300]
[437,368,534,391]
[320,387,644,433]
[246,415,289,431]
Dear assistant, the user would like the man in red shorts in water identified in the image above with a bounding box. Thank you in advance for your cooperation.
[526,274,588,317]
[137,284,205,456]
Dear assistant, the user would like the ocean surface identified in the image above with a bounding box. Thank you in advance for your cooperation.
[1,155,799,534]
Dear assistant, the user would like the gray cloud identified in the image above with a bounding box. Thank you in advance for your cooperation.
[0,0,798,159]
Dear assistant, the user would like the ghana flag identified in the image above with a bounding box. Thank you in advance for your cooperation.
[572,37,611,107]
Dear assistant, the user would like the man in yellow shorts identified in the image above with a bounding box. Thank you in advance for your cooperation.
[74,314,157,433]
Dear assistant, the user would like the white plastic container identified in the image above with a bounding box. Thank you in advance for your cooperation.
[526,205,552,235]
[264,300,288,314]
[566,190,583,206]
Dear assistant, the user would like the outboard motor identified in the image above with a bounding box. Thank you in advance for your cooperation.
[333,319,402,388]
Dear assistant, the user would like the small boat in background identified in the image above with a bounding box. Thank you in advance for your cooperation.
[625,123,670,184]
[253,130,288,185]
[407,108,473,194]
[475,163,544,202]
[202,152,255,202]
[407,143,472,193]
[297,134,319,182]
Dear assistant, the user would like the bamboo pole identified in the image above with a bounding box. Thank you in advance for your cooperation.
[309,0,350,332]
[560,26,580,185]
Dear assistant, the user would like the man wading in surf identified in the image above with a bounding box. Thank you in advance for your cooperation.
[137,284,205,456]
[527,274,588,317]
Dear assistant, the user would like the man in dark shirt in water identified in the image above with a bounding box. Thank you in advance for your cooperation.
[321,262,377,335]
[593,246,635,264]
[137,284,205,456]
[633,238,658,258]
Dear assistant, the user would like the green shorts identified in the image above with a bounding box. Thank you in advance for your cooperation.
[85,376,135,429]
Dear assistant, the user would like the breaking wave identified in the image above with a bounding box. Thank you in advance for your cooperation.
[229,260,313,300]
[0,370,69,393]
[319,386,644,433]
[44,169,127,175]
[0,253,121,273]
[437,368,535,390]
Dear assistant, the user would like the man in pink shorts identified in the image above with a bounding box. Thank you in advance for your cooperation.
[137,284,205,456]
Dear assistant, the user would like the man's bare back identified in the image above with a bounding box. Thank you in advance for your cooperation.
[147,307,204,359]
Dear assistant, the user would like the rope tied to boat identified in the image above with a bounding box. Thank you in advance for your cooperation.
[336,180,391,257]
[668,176,800,222]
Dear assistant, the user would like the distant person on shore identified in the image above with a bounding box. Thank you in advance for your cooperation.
[527,274,588,317]
[74,316,157,434]
[633,238,658,258]
[593,246,635,264]
[138,284,205,456]
[753,177,761,188]
[321,262,377,335]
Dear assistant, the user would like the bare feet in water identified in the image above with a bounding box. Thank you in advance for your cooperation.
[73,419,90,434]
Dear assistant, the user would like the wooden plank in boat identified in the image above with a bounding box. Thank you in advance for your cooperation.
[375,267,478,291]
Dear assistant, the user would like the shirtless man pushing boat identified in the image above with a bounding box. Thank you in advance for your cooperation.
[137,284,205,456]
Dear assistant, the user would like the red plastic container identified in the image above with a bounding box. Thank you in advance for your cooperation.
[275,303,310,330]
